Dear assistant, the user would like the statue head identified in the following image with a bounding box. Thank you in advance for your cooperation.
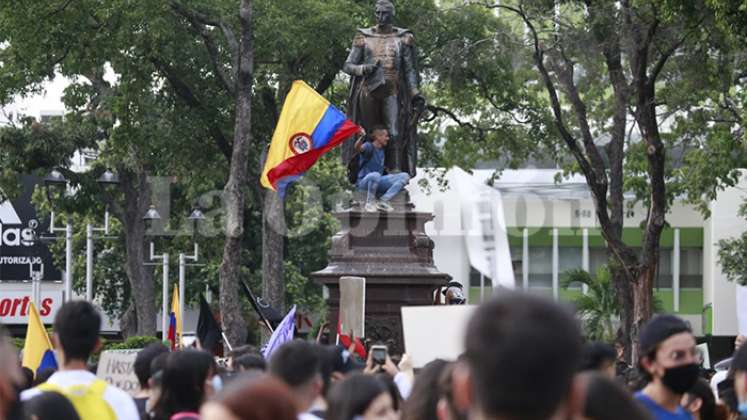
[375,0,395,26]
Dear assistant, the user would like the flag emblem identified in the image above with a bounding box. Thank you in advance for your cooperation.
[289,133,312,155]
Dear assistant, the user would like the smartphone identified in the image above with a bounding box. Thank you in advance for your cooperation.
[370,345,388,365]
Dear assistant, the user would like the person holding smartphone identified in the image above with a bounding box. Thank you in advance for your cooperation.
[364,345,412,400]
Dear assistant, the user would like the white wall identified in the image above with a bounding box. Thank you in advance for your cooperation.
[706,172,747,336]
[409,170,471,285]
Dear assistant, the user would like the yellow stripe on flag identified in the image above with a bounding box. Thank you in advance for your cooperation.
[260,80,332,189]
[172,286,181,344]
[21,303,54,372]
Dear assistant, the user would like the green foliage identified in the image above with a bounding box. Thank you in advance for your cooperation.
[102,335,163,351]
[561,267,619,342]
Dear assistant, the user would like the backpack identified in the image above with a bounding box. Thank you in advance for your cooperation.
[37,379,117,420]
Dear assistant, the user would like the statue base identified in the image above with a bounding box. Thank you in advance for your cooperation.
[312,194,450,355]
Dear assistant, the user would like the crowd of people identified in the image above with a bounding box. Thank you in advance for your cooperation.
[3,295,747,419]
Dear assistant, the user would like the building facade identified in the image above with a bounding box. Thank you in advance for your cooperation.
[411,167,747,341]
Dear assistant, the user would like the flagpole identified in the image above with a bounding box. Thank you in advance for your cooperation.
[221,331,234,352]
[239,279,274,333]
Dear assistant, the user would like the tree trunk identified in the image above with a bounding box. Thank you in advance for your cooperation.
[219,0,253,346]
[609,256,636,362]
[631,263,656,364]
[119,168,156,337]
[262,190,285,315]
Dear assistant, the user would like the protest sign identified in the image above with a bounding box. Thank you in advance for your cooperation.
[401,305,475,368]
[96,349,140,396]
[339,276,365,338]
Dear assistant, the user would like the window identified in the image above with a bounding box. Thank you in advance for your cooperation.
[529,247,552,288]
[559,247,582,288]
[469,267,493,287]
[589,248,607,277]
[511,245,523,288]
[656,249,673,289]
[680,248,703,288]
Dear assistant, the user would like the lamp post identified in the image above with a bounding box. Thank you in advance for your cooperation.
[177,208,204,340]
[43,170,73,302]
[85,170,119,301]
[44,169,119,302]
[143,205,170,341]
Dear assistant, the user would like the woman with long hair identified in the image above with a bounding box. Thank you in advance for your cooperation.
[152,350,217,420]
[327,374,398,420]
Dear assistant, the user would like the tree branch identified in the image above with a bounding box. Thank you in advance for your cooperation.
[170,1,236,95]
[150,57,232,161]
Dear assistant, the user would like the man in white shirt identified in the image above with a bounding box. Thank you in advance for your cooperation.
[21,300,139,420]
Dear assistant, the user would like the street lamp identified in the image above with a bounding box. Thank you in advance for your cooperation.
[178,207,205,341]
[144,206,204,343]
[43,169,73,303]
[85,170,119,301]
[143,205,171,341]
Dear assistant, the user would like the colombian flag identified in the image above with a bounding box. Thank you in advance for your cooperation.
[22,303,57,375]
[168,286,181,350]
[261,80,360,195]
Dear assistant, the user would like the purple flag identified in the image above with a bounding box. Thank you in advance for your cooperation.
[262,305,296,359]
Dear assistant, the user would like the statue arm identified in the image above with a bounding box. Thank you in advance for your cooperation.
[402,33,420,97]
[343,35,368,77]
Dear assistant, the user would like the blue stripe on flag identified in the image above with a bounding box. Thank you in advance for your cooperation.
[276,175,302,198]
[311,105,346,148]
[37,350,57,375]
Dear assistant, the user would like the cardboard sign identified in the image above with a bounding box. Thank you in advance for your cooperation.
[401,305,476,368]
[339,276,365,338]
[96,349,140,396]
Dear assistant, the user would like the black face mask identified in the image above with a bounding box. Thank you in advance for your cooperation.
[661,363,700,394]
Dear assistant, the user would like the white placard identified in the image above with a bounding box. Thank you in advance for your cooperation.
[401,305,476,368]
[96,349,140,396]
[339,276,366,338]
[0,288,64,324]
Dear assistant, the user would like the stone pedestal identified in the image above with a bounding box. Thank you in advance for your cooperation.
[312,197,450,354]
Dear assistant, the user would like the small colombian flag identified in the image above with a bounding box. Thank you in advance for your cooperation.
[168,286,181,350]
[21,303,58,375]
[261,80,360,196]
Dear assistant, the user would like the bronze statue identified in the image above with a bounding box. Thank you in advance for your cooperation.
[342,0,425,177]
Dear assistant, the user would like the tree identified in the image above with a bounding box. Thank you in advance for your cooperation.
[461,0,747,360]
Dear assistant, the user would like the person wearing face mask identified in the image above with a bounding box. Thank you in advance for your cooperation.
[636,314,700,420]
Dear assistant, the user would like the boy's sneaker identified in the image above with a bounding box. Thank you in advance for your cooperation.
[376,201,394,212]
[365,202,377,212]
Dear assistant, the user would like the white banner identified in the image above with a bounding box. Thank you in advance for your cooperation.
[0,288,64,324]
[97,349,140,396]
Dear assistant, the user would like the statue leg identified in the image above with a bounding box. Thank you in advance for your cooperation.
[382,95,400,172]
[358,91,382,134]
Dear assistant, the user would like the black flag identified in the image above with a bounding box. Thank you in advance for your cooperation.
[197,294,222,353]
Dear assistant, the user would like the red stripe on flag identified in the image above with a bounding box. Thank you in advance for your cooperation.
[267,120,359,188]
